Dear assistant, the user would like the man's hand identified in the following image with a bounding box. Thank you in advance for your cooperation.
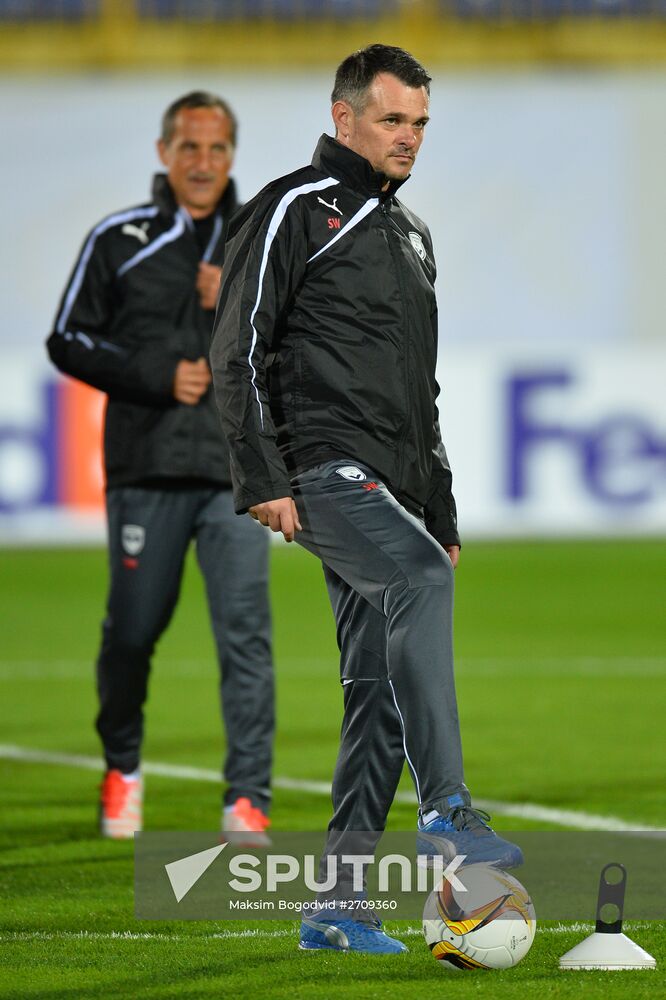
[196,263,223,310]
[249,498,302,543]
[173,357,212,405]
[444,544,460,569]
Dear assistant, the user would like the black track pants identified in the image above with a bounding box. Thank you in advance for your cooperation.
[96,486,274,811]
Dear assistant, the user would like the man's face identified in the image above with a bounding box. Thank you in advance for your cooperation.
[333,72,429,182]
[157,106,235,218]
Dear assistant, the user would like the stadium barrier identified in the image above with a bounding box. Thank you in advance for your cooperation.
[1,345,663,543]
[0,0,665,67]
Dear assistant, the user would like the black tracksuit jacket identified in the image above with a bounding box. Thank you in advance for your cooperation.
[47,174,237,489]
[211,135,460,548]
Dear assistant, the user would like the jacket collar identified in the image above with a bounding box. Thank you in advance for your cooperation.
[151,173,239,220]
[311,133,407,200]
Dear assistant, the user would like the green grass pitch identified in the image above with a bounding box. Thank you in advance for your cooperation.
[1,539,664,998]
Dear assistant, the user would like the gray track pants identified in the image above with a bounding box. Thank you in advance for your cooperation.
[96,486,274,812]
[293,459,469,829]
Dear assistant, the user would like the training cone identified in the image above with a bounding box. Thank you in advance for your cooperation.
[559,862,656,971]
[559,931,656,970]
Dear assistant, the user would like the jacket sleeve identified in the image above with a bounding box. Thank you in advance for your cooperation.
[210,194,308,513]
[424,298,461,548]
[424,403,461,549]
[46,227,180,405]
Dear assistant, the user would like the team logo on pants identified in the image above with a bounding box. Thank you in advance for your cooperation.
[122,524,145,556]
[335,466,366,481]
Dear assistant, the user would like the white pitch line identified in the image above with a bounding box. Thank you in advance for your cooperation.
[0,923,655,944]
[0,743,662,833]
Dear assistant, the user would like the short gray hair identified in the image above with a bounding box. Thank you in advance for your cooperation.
[161,91,238,147]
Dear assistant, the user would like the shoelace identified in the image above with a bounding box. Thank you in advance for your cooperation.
[447,806,493,832]
[309,895,382,928]
[351,892,382,927]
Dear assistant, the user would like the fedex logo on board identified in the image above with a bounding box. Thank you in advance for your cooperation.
[506,371,665,507]
[0,376,104,514]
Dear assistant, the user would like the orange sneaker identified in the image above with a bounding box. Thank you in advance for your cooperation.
[222,797,271,847]
[100,770,143,839]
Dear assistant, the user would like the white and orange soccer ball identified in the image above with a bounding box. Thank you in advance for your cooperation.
[422,864,536,970]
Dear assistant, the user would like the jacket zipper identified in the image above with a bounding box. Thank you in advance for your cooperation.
[380,200,412,489]
[183,213,223,468]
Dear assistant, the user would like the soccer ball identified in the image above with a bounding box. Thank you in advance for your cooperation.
[422,864,536,970]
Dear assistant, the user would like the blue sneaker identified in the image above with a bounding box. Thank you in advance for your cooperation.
[299,902,408,954]
[417,794,523,870]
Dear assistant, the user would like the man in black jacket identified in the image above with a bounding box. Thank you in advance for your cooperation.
[47,92,274,845]
[211,47,522,953]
